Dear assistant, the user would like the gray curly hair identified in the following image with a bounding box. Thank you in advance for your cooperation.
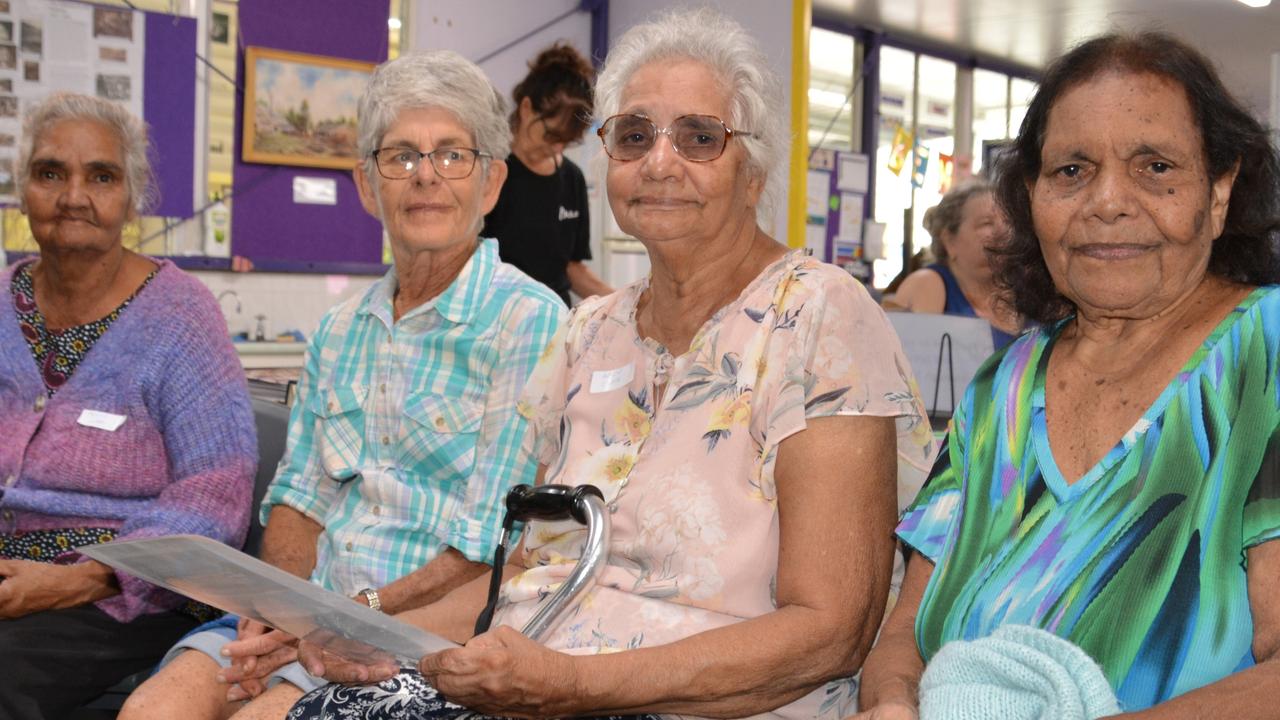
[18,92,157,216]
[593,7,786,225]
[356,50,511,187]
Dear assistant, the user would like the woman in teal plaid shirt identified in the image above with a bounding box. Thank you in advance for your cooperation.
[122,50,566,720]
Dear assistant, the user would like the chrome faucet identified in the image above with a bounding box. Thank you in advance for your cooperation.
[216,290,241,315]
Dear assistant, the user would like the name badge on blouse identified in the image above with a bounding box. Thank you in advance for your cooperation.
[590,363,635,394]
[77,409,127,432]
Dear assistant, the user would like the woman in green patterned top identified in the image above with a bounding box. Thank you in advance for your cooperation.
[855,32,1280,719]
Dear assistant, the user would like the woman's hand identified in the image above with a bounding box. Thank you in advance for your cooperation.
[418,626,580,718]
[296,637,400,685]
[0,559,117,618]
[849,701,919,720]
[218,618,299,701]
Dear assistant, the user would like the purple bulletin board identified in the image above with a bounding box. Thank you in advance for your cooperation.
[230,0,390,274]
[144,13,197,218]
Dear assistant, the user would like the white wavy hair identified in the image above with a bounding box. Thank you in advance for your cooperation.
[18,92,157,216]
[594,6,786,224]
[356,50,511,187]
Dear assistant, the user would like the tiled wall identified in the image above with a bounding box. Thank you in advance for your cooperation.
[191,270,379,341]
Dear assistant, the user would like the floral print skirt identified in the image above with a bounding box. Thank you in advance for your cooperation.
[287,669,660,720]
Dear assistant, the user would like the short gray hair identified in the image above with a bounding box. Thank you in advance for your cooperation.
[18,92,156,215]
[594,7,786,224]
[357,50,511,186]
[922,178,992,265]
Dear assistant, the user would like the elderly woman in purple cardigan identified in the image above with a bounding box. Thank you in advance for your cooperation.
[0,92,256,719]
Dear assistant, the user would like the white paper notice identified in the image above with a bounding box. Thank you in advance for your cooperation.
[863,221,888,260]
[590,363,635,393]
[838,192,864,240]
[77,409,127,431]
[292,176,338,205]
[836,152,870,193]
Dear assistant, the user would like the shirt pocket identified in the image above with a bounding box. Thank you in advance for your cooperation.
[402,393,484,483]
[311,383,368,481]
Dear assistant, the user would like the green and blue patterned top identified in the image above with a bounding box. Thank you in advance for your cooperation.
[898,284,1280,711]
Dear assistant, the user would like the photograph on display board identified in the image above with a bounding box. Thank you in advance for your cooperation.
[99,46,126,62]
[96,73,130,101]
[0,21,11,44]
[0,133,15,147]
[0,2,9,13]
[20,20,39,55]
[210,12,229,44]
[0,44,13,70]
[23,60,36,82]
[242,46,373,170]
[93,6,133,41]
[0,79,11,93]
[0,95,16,118]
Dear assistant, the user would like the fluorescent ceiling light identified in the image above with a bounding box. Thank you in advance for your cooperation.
[388,17,402,29]
[808,87,848,109]
[1238,0,1271,7]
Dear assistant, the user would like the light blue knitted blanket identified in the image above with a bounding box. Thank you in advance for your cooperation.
[919,625,1121,720]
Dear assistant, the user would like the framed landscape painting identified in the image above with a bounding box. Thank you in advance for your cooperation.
[242,46,374,170]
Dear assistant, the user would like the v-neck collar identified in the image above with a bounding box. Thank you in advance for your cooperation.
[1029,286,1273,502]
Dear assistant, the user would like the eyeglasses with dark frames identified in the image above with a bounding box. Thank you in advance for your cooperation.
[597,114,754,162]
[371,146,490,180]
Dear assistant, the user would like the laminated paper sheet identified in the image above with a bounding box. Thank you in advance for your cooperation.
[82,535,457,666]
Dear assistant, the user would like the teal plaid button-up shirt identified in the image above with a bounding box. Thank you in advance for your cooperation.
[261,238,565,595]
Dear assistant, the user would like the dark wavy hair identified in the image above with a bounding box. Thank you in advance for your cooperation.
[993,31,1280,323]
[510,42,594,142]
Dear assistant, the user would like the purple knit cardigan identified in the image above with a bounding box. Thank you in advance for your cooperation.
[0,258,257,622]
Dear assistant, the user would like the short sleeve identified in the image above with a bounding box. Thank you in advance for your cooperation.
[765,268,937,490]
[517,304,596,469]
[1244,427,1280,550]
[896,401,969,563]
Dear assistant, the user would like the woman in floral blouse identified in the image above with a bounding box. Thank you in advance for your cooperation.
[289,9,935,720]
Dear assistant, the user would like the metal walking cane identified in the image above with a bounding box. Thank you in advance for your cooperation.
[472,483,611,642]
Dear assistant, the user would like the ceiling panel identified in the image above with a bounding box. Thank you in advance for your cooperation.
[814,0,1280,118]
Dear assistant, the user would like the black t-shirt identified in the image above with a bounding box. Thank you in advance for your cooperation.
[482,154,591,306]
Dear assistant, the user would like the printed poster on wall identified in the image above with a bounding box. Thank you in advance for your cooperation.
[0,0,145,203]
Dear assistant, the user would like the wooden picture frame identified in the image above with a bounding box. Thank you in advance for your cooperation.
[241,46,374,170]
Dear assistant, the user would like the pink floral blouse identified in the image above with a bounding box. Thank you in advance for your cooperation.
[495,251,936,720]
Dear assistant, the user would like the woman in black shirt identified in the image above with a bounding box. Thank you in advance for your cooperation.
[482,43,612,306]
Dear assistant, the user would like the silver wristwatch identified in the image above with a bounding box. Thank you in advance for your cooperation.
[358,587,382,612]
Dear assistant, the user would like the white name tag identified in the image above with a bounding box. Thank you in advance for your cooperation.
[590,363,635,394]
[77,409,127,432]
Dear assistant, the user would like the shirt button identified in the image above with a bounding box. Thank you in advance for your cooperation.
[379,384,386,395]
[434,417,445,429]
[3,475,14,487]
[381,435,390,445]
[372,506,381,516]
[33,396,45,411]
[2,510,12,521]
[345,541,353,551]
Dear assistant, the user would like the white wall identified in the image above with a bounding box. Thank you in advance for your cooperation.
[408,0,591,104]
[192,270,376,339]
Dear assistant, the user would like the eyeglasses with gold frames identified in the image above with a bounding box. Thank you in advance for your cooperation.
[597,113,753,162]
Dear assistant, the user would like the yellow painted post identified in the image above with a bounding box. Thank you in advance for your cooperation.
[786,0,811,248]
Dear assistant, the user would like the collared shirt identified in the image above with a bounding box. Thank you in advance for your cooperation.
[262,238,565,596]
